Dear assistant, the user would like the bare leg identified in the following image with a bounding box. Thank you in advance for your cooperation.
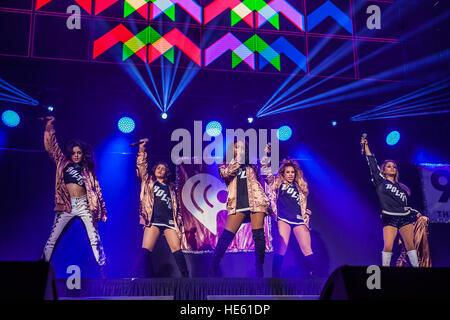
[292,224,313,256]
[382,226,398,266]
[399,224,415,251]
[383,226,398,252]
[276,220,292,256]
[250,212,265,230]
[142,225,161,251]
[399,223,419,267]
[164,228,181,253]
[225,211,246,233]
[293,224,316,276]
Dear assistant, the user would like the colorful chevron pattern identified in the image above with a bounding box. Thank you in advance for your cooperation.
[204,0,305,30]
[93,24,201,65]
[36,0,93,13]
[35,1,352,35]
[35,1,354,71]
[204,33,306,71]
[307,1,353,34]
[150,0,202,23]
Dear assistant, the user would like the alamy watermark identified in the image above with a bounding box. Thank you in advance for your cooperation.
[170,121,280,173]
[66,265,81,290]
[66,5,81,30]
[366,265,381,290]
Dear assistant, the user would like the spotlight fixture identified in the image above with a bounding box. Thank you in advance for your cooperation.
[2,110,20,127]
[206,121,222,137]
[386,130,400,146]
[118,117,135,133]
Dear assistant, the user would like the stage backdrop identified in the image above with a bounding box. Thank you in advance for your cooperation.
[177,160,273,253]
[419,164,450,223]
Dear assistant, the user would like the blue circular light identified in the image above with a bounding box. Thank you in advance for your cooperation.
[386,130,400,146]
[161,113,168,119]
[331,121,337,127]
[47,105,54,112]
[277,125,292,141]
[2,110,20,127]
[117,117,135,133]
[206,121,222,137]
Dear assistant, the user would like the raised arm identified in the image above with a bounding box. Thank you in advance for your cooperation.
[44,116,66,165]
[136,139,149,182]
[362,138,385,186]
[260,143,276,186]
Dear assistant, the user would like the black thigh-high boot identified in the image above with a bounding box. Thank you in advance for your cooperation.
[208,229,235,277]
[304,253,317,277]
[173,250,189,278]
[134,248,153,278]
[272,254,284,278]
[252,228,266,278]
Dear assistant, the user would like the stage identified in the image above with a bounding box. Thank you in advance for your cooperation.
[55,278,327,300]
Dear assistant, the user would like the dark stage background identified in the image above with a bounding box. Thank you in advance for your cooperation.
[0,0,449,278]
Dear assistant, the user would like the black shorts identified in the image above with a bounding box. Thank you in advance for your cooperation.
[381,212,417,229]
[231,210,262,223]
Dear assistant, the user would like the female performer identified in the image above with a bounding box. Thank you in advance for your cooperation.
[361,137,420,267]
[42,116,108,277]
[134,139,189,278]
[208,138,271,278]
[261,144,315,277]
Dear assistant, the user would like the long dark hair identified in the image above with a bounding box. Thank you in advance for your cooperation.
[152,161,172,184]
[381,159,411,196]
[65,139,95,172]
[223,137,251,164]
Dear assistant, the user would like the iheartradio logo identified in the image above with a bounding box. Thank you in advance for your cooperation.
[181,173,227,235]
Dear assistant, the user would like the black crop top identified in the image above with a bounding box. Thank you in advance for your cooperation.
[63,163,85,188]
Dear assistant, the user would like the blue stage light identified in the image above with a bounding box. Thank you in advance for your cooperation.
[161,112,168,119]
[47,105,54,112]
[277,125,292,141]
[331,120,337,126]
[117,117,135,133]
[206,121,222,137]
[2,110,20,127]
[248,117,254,124]
[386,130,400,145]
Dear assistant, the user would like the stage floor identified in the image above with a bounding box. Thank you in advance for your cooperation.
[56,278,327,300]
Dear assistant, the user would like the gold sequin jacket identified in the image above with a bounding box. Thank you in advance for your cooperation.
[218,159,270,215]
[136,151,183,238]
[44,125,107,225]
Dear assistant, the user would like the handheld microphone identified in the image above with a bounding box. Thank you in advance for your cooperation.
[130,138,148,147]
[361,133,367,155]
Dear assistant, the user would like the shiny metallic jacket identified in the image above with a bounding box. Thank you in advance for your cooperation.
[44,126,107,225]
[136,151,183,238]
[396,215,432,267]
[218,159,270,215]
[260,156,310,229]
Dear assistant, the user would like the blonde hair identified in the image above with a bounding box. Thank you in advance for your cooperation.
[278,159,308,195]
